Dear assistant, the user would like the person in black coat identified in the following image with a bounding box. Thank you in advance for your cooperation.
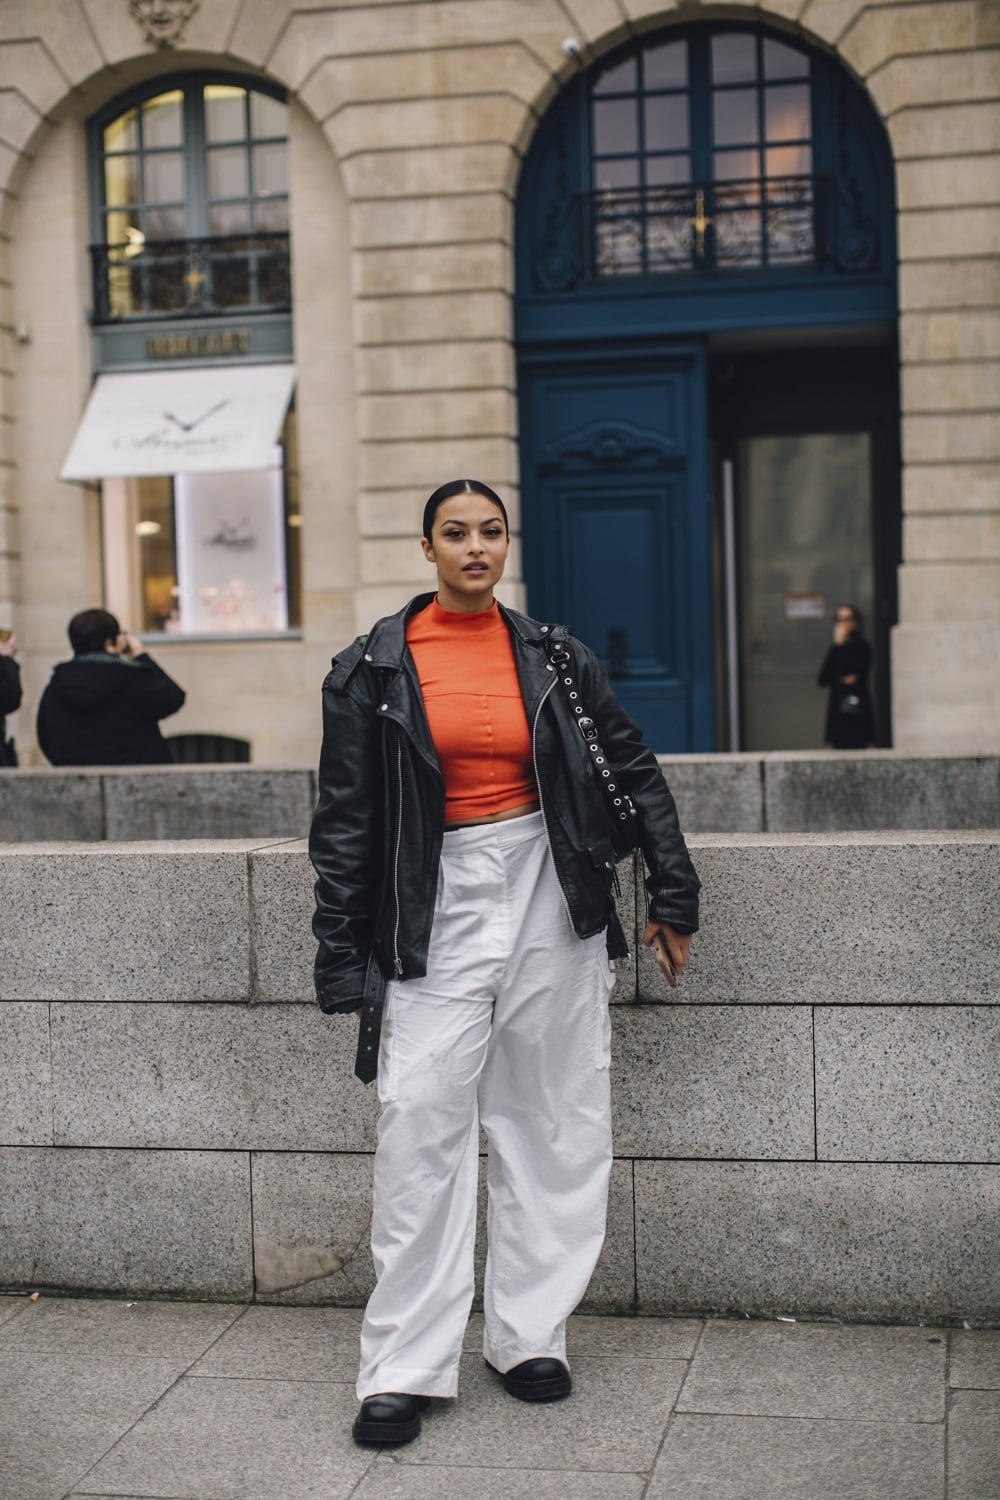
[37,608,185,766]
[817,604,876,749]
[0,628,22,766]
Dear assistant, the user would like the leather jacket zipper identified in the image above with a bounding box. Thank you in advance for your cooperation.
[531,672,575,929]
[391,737,404,976]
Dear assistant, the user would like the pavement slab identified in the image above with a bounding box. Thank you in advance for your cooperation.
[645,1413,945,1500]
[676,1318,946,1421]
[0,1295,245,1360]
[78,1375,374,1500]
[950,1330,1000,1390]
[352,1462,647,1498]
[395,1350,686,1473]
[190,1303,363,1380]
[947,1389,1000,1500]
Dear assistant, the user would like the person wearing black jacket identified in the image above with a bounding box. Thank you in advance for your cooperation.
[0,628,22,766]
[37,608,185,766]
[310,480,700,1447]
[817,604,876,749]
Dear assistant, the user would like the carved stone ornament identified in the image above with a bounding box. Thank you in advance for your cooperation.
[129,0,199,50]
[541,419,678,469]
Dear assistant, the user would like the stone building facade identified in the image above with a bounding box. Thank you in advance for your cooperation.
[0,0,996,765]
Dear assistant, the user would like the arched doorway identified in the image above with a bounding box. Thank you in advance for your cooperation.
[515,20,899,751]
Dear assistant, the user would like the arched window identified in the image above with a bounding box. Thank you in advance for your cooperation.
[91,77,290,321]
[589,30,815,273]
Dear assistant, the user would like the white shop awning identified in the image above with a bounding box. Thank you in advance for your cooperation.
[59,363,296,480]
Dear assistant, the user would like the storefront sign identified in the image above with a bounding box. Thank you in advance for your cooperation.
[783,593,827,622]
[147,328,250,360]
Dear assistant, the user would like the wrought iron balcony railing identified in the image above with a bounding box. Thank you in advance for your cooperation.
[580,175,827,280]
[91,233,292,323]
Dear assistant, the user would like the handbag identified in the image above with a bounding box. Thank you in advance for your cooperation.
[838,692,863,718]
[546,628,640,858]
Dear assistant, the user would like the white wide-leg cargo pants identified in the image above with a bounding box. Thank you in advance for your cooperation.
[357,810,615,1400]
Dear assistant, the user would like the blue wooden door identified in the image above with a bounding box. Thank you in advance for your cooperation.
[519,345,715,750]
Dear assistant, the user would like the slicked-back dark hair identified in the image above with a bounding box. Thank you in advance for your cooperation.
[422,479,509,542]
[68,608,120,656]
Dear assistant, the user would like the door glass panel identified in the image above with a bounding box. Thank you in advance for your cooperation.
[145,151,184,203]
[209,201,250,235]
[711,33,758,85]
[250,91,288,139]
[104,109,137,154]
[762,38,808,80]
[765,83,811,142]
[646,154,692,186]
[644,40,688,89]
[205,86,247,142]
[142,91,183,148]
[713,89,760,146]
[593,97,639,155]
[105,154,140,208]
[252,142,288,197]
[766,143,812,177]
[594,157,640,190]
[644,94,689,150]
[737,433,873,750]
[208,145,249,199]
[714,148,759,181]
[593,56,637,95]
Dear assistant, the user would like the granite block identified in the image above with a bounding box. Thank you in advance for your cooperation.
[0,769,105,842]
[0,1001,51,1145]
[0,1351,188,1500]
[250,1151,376,1305]
[104,768,315,840]
[658,755,764,833]
[634,1161,1000,1322]
[0,842,255,1001]
[191,1305,363,1380]
[656,832,999,1005]
[0,1147,253,1299]
[1,1295,244,1359]
[578,1158,636,1314]
[948,1390,1000,1500]
[250,838,315,1002]
[396,1349,685,1473]
[50,1002,378,1151]
[611,1005,814,1159]
[645,1414,944,1500]
[815,1007,1000,1162]
[950,1331,1000,1389]
[80,1375,372,1500]
[764,752,999,833]
[676,1319,945,1421]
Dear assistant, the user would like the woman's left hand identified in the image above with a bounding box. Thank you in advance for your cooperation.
[641,922,691,976]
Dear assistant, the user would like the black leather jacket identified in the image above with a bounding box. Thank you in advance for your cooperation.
[310,594,700,1013]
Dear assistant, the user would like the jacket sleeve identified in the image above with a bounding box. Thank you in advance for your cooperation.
[0,657,21,716]
[308,665,385,1014]
[574,641,700,935]
[128,655,186,720]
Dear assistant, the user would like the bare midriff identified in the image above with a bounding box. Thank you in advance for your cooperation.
[444,798,541,830]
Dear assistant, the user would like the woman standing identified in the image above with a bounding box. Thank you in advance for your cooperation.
[817,604,876,749]
[310,479,700,1445]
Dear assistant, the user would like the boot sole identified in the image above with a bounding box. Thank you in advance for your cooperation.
[487,1361,572,1403]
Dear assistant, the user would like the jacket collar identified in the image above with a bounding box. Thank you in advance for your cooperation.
[364,592,552,670]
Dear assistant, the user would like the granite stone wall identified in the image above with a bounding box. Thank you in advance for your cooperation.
[1,830,997,1323]
[1,753,996,842]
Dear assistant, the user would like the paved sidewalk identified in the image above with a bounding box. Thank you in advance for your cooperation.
[1,1294,998,1500]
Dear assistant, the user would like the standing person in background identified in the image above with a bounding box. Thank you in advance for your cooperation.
[818,604,875,749]
[0,628,21,766]
[37,608,185,766]
[310,478,700,1447]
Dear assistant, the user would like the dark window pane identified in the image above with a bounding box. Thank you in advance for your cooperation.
[254,196,289,233]
[593,97,639,155]
[713,88,759,146]
[143,91,183,148]
[205,85,247,143]
[646,154,692,187]
[714,147,759,181]
[209,201,251,235]
[711,33,757,85]
[211,254,251,308]
[592,56,637,95]
[766,143,812,177]
[208,145,249,199]
[252,142,288,198]
[145,205,185,239]
[765,83,811,142]
[145,151,184,203]
[105,153,140,207]
[644,94,689,151]
[104,108,137,154]
[763,38,809,81]
[250,91,287,138]
[593,157,640,190]
[258,244,291,304]
[148,253,189,311]
[644,40,687,90]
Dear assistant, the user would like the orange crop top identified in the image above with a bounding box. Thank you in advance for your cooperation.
[406,598,538,823]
